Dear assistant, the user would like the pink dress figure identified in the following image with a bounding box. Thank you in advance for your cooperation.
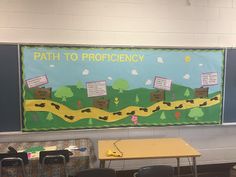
[131,115,138,125]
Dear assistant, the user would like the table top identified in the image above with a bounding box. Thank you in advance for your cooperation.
[98,138,201,160]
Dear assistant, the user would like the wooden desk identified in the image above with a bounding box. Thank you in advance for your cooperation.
[98,138,201,177]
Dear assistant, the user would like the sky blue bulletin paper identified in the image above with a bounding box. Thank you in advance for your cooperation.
[21,46,224,131]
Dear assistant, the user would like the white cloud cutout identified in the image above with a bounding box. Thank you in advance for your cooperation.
[82,69,89,75]
[145,79,152,85]
[131,69,138,75]
[183,74,190,80]
[49,64,55,68]
[157,57,164,63]
[199,63,203,67]
[108,76,113,80]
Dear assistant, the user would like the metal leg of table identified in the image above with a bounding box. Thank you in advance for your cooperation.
[192,157,198,177]
[100,160,105,168]
[177,157,180,177]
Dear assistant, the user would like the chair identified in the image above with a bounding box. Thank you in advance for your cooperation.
[133,165,174,177]
[0,152,29,177]
[39,150,70,177]
[75,168,116,177]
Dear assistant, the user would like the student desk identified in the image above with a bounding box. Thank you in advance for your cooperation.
[0,138,96,177]
[98,138,201,177]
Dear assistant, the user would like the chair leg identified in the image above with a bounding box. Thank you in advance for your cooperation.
[41,157,47,177]
[41,156,68,177]
[0,160,2,177]
[19,158,26,177]
[62,157,68,177]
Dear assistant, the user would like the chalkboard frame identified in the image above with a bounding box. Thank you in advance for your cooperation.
[1,43,234,132]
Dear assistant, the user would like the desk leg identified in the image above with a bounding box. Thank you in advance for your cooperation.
[100,160,105,168]
[192,157,197,177]
[176,157,180,177]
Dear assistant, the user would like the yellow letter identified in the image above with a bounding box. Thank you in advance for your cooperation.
[34,52,41,60]
[139,55,144,62]
[53,52,60,61]
[64,53,70,61]
[70,53,78,61]
[82,53,89,61]
[131,54,138,62]
[41,52,47,60]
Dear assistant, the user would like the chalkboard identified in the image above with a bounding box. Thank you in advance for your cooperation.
[223,49,236,124]
[0,44,21,131]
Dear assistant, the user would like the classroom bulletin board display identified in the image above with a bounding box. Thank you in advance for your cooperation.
[21,46,224,131]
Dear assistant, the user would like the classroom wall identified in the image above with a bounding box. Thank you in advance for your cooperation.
[1,0,236,170]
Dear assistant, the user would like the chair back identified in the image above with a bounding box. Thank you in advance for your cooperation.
[0,152,29,167]
[134,165,174,177]
[0,152,28,177]
[39,150,70,177]
[76,168,116,177]
[39,149,70,164]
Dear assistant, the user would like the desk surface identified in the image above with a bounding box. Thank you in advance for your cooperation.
[98,138,201,160]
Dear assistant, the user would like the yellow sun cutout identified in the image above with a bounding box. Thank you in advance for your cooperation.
[185,56,191,63]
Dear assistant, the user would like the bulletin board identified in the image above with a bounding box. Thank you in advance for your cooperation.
[21,46,224,131]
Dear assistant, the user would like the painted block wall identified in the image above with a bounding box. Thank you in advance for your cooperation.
[1,0,236,170]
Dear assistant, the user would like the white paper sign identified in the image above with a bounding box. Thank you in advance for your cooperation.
[26,75,48,88]
[86,80,107,97]
[153,76,172,91]
[201,72,218,86]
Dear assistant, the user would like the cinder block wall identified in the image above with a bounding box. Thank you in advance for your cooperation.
[1,0,236,47]
[1,0,236,170]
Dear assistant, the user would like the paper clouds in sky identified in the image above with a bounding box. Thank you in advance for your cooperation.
[49,64,55,68]
[145,79,152,85]
[82,69,89,75]
[183,74,190,80]
[131,69,138,75]
[157,57,164,63]
[108,76,113,80]
[199,63,203,67]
